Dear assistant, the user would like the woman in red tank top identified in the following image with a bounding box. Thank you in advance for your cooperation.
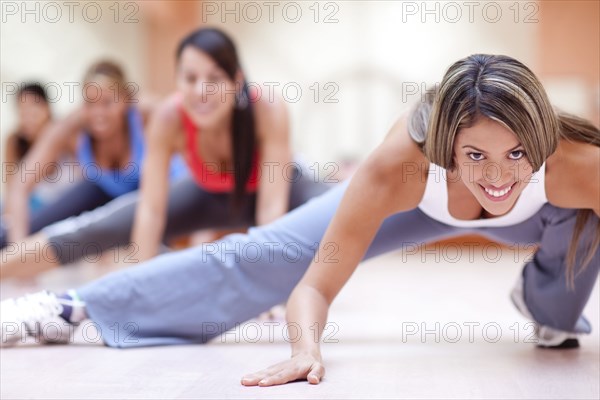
[122,27,330,262]
[179,89,260,194]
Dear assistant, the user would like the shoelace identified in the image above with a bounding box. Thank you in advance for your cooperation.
[11,291,63,332]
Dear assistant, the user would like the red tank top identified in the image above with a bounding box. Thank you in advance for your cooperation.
[180,105,259,193]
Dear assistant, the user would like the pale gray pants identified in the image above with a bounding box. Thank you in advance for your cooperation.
[76,181,599,347]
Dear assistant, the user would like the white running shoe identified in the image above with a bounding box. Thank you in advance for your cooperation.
[1,291,75,347]
[510,276,580,348]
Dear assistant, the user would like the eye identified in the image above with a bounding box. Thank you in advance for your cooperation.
[467,152,485,161]
[184,74,197,84]
[509,150,525,160]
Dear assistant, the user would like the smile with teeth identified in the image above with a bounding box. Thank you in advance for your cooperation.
[482,183,514,198]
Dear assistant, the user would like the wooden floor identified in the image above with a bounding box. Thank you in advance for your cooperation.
[1,247,598,399]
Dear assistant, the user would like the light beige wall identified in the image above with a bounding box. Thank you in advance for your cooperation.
[138,1,201,96]
[202,1,539,163]
[537,0,600,125]
[5,1,596,169]
[0,1,147,152]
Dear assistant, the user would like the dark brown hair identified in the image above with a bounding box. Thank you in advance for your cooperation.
[16,83,51,159]
[177,28,256,210]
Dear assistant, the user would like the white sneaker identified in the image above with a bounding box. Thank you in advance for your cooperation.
[1,291,75,347]
[535,325,580,348]
[510,276,579,348]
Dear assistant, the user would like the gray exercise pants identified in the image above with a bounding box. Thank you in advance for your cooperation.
[43,168,330,265]
[76,180,599,347]
[1,179,115,249]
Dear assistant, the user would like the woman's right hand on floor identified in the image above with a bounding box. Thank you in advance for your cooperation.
[241,352,325,387]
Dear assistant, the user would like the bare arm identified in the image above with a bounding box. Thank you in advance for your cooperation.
[130,97,180,261]
[242,115,428,386]
[592,153,600,218]
[5,109,83,242]
[546,140,600,218]
[3,133,20,195]
[136,95,163,129]
[254,93,292,225]
[587,146,600,218]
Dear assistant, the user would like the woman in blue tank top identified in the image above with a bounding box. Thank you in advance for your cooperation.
[1,61,186,249]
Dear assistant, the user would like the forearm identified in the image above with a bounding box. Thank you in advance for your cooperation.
[6,184,31,241]
[130,205,166,261]
[286,284,330,359]
[255,201,288,226]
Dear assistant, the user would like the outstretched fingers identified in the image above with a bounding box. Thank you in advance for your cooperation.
[241,357,325,387]
[241,364,285,386]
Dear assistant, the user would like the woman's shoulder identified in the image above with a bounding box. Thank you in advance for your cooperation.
[251,86,289,141]
[5,130,20,145]
[140,93,185,153]
[152,93,184,123]
[373,113,428,172]
[251,85,287,114]
[360,114,429,211]
[4,131,22,160]
[142,93,184,142]
[545,139,600,213]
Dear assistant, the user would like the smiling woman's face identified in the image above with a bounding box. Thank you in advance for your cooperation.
[82,76,129,139]
[453,117,534,217]
[177,46,237,128]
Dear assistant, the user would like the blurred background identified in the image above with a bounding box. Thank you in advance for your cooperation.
[1,0,599,185]
[1,5,598,398]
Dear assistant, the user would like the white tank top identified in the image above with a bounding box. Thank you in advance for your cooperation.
[417,162,548,227]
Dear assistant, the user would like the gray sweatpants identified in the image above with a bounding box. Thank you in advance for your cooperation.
[76,180,599,347]
[1,179,115,249]
[44,167,330,265]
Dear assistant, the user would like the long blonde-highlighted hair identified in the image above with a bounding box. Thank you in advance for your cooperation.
[408,54,600,290]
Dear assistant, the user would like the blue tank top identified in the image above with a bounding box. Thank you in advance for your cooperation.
[77,108,188,197]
